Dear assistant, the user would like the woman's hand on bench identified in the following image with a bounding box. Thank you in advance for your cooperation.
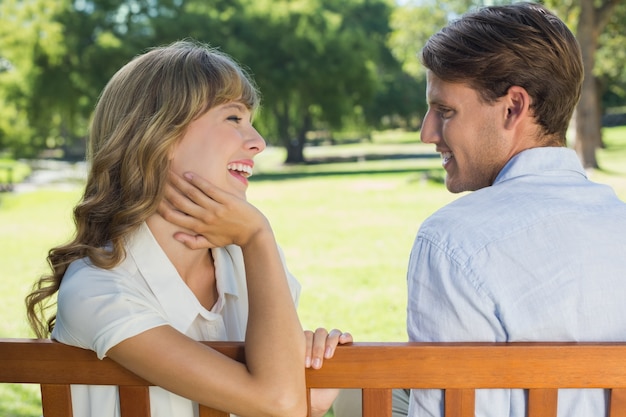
[304,328,352,370]
[304,328,353,417]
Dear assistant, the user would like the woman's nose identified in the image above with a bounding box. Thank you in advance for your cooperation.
[247,127,266,154]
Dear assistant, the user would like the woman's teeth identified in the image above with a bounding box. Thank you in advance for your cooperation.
[227,163,253,178]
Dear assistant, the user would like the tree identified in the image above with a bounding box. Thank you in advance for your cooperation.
[387,1,451,129]
[361,54,425,131]
[596,5,626,111]
[573,0,622,169]
[2,0,412,164]
[232,0,396,163]
[0,0,162,158]
[0,0,66,157]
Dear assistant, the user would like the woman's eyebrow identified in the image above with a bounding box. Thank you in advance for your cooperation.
[221,102,247,111]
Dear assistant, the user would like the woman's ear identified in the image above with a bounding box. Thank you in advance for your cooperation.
[504,86,531,129]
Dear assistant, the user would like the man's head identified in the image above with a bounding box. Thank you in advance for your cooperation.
[419,2,583,192]
[422,2,582,143]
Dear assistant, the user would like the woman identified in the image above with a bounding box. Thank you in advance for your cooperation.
[26,39,350,417]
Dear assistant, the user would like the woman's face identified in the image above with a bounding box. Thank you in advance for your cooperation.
[169,101,266,199]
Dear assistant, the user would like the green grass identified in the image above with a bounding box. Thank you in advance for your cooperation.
[0,189,81,417]
[589,126,626,197]
[1,128,625,416]
[0,190,80,337]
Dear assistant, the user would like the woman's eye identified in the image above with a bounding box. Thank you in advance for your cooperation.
[227,116,243,123]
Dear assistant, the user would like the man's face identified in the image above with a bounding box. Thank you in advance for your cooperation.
[421,71,513,193]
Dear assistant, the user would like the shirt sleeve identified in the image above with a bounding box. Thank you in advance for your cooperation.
[406,234,508,416]
[406,234,505,342]
[52,259,168,359]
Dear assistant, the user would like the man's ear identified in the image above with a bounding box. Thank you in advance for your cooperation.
[503,86,531,129]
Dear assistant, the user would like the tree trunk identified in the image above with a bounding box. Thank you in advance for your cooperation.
[286,111,312,164]
[595,78,605,149]
[284,139,306,164]
[573,0,621,168]
[274,100,306,164]
[574,0,600,169]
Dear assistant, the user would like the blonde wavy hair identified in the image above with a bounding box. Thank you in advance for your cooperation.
[26,40,260,338]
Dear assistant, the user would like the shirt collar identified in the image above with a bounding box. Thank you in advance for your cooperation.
[212,245,241,298]
[126,223,240,332]
[494,147,587,185]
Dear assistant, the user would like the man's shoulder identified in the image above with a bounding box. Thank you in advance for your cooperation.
[417,179,556,253]
[418,173,626,254]
[421,186,510,229]
[416,189,505,259]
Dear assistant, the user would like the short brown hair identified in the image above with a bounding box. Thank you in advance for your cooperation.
[421,2,582,145]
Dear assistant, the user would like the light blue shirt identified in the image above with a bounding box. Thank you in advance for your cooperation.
[407,147,626,417]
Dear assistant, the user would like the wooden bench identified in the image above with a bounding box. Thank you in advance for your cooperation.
[2,339,626,417]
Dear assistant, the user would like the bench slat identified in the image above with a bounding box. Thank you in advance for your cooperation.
[444,388,474,417]
[41,384,72,417]
[119,386,151,417]
[528,388,558,417]
[362,388,392,417]
[611,388,626,417]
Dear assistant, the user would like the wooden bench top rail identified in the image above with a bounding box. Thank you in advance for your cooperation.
[3,339,626,417]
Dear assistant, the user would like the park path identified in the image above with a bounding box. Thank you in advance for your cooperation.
[13,160,87,193]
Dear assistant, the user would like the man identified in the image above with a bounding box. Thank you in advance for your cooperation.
[408,2,626,416]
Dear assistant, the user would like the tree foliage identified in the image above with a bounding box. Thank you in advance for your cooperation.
[231,0,404,162]
[0,0,415,163]
[1,0,625,166]
[0,0,66,156]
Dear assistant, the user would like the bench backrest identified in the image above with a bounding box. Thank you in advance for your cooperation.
[2,339,626,417]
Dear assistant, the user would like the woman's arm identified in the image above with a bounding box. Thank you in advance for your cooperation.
[108,172,307,417]
[159,171,354,417]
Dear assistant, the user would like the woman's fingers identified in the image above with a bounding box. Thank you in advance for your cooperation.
[160,171,269,248]
[304,328,353,370]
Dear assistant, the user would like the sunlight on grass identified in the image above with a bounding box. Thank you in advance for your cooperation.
[1,127,624,415]
[0,188,81,338]
[247,135,459,341]
[588,126,626,200]
[0,383,41,417]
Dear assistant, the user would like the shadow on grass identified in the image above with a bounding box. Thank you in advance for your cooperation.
[303,152,439,164]
[253,153,443,182]
[253,166,444,182]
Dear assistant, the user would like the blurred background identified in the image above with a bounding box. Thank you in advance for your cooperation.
[0,0,625,169]
[1,1,625,414]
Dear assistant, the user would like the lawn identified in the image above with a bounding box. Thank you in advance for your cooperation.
[1,128,625,416]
